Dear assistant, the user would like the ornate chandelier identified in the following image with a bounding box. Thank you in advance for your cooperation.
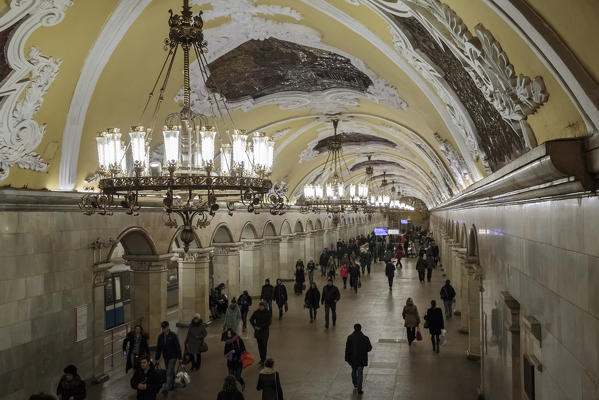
[301,119,367,219]
[79,0,286,252]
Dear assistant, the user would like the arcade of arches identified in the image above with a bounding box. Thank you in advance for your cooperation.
[1,0,599,399]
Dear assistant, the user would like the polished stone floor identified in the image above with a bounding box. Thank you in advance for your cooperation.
[88,258,479,399]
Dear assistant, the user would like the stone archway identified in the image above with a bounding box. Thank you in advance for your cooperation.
[211,224,241,298]
[239,222,264,296]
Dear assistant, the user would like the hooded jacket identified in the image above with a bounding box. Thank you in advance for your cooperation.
[256,367,284,400]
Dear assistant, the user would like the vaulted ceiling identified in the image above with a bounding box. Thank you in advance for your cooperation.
[1,0,598,209]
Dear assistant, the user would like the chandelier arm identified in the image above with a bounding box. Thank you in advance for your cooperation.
[140,46,175,122]
[149,43,179,134]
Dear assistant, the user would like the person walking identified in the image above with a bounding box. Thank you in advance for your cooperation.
[304,282,321,323]
[184,314,207,372]
[440,280,456,319]
[321,279,341,329]
[273,279,288,320]
[426,247,435,282]
[348,263,360,294]
[344,324,372,395]
[250,302,272,366]
[56,364,86,400]
[395,246,404,269]
[260,279,275,314]
[123,325,150,373]
[238,290,252,331]
[424,300,445,353]
[256,359,284,400]
[223,328,246,390]
[295,258,305,270]
[130,356,162,400]
[306,258,316,285]
[339,263,348,289]
[294,265,305,295]
[402,298,421,346]
[217,375,245,400]
[155,321,182,395]
[224,298,242,333]
[327,255,337,280]
[319,248,328,277]
[385,260,396,290]
[416,253,427,283]
[359,250,372,275]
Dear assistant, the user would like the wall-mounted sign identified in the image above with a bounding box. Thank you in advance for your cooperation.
[74,305,88,342]
[400,219,409,224]
[388,229,400,235]
[374,227,388,236]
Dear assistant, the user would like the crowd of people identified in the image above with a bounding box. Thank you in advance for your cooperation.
[29,227,461,400]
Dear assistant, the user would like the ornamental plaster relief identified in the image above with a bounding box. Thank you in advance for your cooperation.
[0,0,73,182]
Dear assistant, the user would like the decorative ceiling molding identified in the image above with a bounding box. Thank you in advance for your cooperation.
[433,133,472,189]
[183,0,406,115]
[58,0,152,190]
[0,0,73,182]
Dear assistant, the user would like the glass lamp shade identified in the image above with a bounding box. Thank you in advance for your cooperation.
[119,143,127,172]
[96,135,108,169]
[349,184,356,199]
[163,126,180,164]
[266,139,274,172]
[129,127,146,165]
[358,183,368,198]
[232,130,250,170]
[315,185,323,199]
[220,144,232,175]
[304,184,315,199]
[104,129,122,170]
[200,127,216,167]
[370,196,375,205]
[192,143,202,168]
[252,132,269,171]
[383,195,390,205]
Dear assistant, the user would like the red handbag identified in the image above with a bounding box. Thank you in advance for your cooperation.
[241,351,254,369]
[416,330,423,341]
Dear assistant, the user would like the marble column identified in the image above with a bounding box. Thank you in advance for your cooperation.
[304,231,316,263]
[294,232,306,264]
[212,243,242,299]
[314,230,325,260]
[502,292,521,400]
[264,236,281,281]
[240,239,264,297]
[466,261,482,360]
[450,245,466,316]
[177,247,213,327]
[278,235,293,280]
[126,254,173,340]
[91,262,112,383]
[457,249,469,333]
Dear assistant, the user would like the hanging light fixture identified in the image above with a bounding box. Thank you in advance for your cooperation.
[301,118,367,217]
[79,0,285,252]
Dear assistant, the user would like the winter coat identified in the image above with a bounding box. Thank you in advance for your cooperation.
[250,309,271,339]
[321,284,341,305]
[155,331,181,361]
[402,304,420,328]
[307,261,316,271]
[319,252,329,267]
[56,375,86,400]
[238,293,252,312]
[359,251,371,266]
[295,268,305,284]
[274,284,288,306]
[224,304,242,332]
[416,257,427,271]
[123,332,150,372]
[296,260,305,269]
[304,287,320,309]
[348,265,360,286]
[260,284,275,301]
[395,248,403,260]
[256,368,284,400]
[217,390,245,400]
[440,284,456,301]
[185,321,207,354]
[224,335,245,369]
[130,365,163,400]
[345,331,373,367]
[385,262,396,277]
[424,307,445,335]
[339,265,348,278]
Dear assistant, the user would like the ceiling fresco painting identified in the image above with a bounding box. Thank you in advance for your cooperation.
[206,38,373,101]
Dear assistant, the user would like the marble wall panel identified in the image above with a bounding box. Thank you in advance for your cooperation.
[582,197,599,257]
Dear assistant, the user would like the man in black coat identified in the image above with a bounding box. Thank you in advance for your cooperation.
[273,279,288,320]
[424,300,445,353]
[260,279,275,315]
[345,324,372,394]
[319,248,329,276]
[56,364,86,400]
[250,302,272,366]
[321,279,341,329]
[130,357,163,400]
[155,321,181,395]
[440,280,456,319]
[385,260,396,290]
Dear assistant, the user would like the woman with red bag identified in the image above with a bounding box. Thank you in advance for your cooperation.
[402,298,421,346]
[339,264,348,289]
[224,329,246,391]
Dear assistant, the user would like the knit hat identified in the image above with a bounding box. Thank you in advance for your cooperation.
[63,364,77,376]
[194,313,202,320]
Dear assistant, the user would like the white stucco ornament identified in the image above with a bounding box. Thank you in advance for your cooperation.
[0,0,73,182]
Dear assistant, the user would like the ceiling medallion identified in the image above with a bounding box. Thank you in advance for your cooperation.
[79,0,287,252]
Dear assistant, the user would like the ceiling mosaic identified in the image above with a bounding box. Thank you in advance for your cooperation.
[206,38,373,101]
